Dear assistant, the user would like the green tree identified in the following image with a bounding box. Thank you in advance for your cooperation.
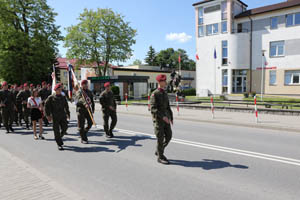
[64,8,137,76]
[132,59,142,65]
[0,0,62,84]
[145,45,158,66]
[156,48,195,70]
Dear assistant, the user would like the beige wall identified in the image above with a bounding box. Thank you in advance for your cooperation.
[59,69,81,89]
[265,68,300,95]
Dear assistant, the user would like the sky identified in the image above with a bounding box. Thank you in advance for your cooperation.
[47,0,284,65]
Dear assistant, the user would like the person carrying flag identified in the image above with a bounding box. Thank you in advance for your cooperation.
[45,83,70,151]
[75,80,95,144]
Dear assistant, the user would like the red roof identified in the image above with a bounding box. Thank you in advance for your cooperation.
[56,57,117,69]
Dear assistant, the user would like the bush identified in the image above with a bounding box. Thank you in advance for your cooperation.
[111,86,120,96]
[244,93,249,98]
[181,88,196,96]
[250,92,256,97]
[220,95,226,101]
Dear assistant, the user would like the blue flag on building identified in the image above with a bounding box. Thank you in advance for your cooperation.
[214,48,217,59]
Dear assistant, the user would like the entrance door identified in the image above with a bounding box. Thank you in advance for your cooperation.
[232,76,247,93]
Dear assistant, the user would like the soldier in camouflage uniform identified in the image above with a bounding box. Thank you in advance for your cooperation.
[12,84,20,125]
[75,80,95,144]
[17,83,32,129]
[150,74,173,165]
[99,82,117,138]
[39,81,51,126]
[0,82,16,133]
[45,83,70,151]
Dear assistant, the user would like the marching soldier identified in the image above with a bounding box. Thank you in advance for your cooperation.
[17,83,32,129]
[99,82,117,138]
[150,74,173,165]
[45,83,70,151]
[75,80,95,144]
[0,82,16,133]
[12,84,20,125]
[30,84,35,93]
[39,81,51,126]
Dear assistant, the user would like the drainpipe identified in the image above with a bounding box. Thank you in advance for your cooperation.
[248,16,253,93]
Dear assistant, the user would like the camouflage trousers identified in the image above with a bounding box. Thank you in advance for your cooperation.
[153,120,172,158]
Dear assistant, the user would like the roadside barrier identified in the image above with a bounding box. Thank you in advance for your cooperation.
[254,96,258,123]
[210,96,215,119]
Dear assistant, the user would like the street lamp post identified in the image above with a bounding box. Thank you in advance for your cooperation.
[261,50,266,102]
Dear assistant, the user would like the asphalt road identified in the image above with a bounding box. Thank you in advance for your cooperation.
[0,106,300,200]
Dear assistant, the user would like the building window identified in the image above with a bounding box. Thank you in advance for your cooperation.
[286,13,300,27]
[271,17,278,29]
[270,41,285,57]
[222,69,228,86]
[198,26,204,37]
[206,23,219,35]
[222,40,228,65]
[221,1,227,20]
[237,23,243,33]
[285,71,300,85]
[269,71,276,85]
[222,21,227,33]
[198,7,204,25]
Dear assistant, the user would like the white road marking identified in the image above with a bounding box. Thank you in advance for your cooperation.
[95,125,300,167]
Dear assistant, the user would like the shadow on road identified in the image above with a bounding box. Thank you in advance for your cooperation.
[169,159,249,170]
[89,135,154,152]
[63,145,115,153]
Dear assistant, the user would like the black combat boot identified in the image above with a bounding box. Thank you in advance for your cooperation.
[9,126,14,133]
[157,157,170,165]
[6,128,10,134]
[109,129,114,138]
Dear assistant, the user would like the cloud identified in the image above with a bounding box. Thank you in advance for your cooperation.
[165,32,192,43]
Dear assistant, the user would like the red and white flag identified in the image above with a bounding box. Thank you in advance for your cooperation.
[196,54,199,60]
[51,65,56,95]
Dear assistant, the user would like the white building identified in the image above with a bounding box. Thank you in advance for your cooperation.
[193,0,300,96]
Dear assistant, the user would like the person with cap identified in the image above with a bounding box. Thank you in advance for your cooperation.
[0,81,16,133]
[99,82,117,138]
[45,83,70,150]
[30,83,35,93]
[150,74,173,165]
[75,80,95,144]
[12,84,20,125]
[39,81,51,126]
[17,83,32,129]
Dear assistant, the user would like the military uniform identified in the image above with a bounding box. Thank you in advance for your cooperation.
[17,88,31,129]
[12,87,20,125]
[0,86,16,133]
[39,86,51,126]
[150,75,173,165]
[99,86,117,138]
[76,88,95,143]
[45,91,70,148]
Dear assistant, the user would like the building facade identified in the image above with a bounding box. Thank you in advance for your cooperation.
[193,0,300,96]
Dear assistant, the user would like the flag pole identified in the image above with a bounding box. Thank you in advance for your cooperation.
[70,67,96,126]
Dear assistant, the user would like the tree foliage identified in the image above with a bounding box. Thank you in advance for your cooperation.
[132,59,142,65]
[64,8,137,76]
[0,0,62,84]
[156,48,195,70]
[144,45,158,66]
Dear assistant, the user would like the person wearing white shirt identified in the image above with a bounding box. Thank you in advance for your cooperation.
[27,89,45,140]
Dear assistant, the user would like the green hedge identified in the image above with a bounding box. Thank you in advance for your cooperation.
[111,86,120,96]
[181,88,196,96]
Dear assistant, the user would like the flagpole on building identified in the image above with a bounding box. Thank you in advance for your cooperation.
[214,47,217,97]
[261,50,266,102]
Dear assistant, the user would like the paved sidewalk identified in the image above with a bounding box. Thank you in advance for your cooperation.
[0,147,81,200]
[94,104,300,133]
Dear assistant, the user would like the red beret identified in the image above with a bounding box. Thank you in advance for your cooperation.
[104,82,110,88]
[156,74,167,82]
[30,84,34,87]
[2,81,7,86]
[81,80,88,85]
[42,81,46,85]
[47,83,51,87]
[54,83,62,91]
[24,83,28,87]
